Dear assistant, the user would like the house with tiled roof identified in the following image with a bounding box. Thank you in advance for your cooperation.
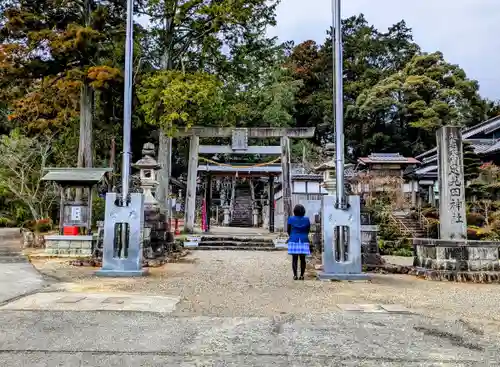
[350,153,420,209]
[405,115,500,207]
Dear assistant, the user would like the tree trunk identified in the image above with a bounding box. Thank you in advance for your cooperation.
[76,81,94,202]
[155,13,176,212]
[157,133,172,211]
[75,0,94,202]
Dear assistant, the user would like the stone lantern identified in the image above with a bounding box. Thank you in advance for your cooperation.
[132,142,160,210]
[314,143,337,195]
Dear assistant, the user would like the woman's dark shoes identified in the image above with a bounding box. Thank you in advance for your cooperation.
[299,276,304,280]
[293,276,298,280]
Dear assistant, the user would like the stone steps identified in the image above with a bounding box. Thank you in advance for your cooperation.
[199,236,273,242]
[392,215,427,239]
[228,222,253,228]
[188,235,281,251]
[230,185,253,227]
[198,240,273,247]
[195,246,283,251]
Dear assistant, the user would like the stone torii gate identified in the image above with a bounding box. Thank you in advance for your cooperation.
[175,127,316,233]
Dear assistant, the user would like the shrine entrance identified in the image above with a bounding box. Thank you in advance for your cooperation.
[197,161,281,231]
[174,127,315,233]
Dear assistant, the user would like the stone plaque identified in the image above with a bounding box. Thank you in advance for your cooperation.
[231,128,248,151]
[437,126,467,240]
[71,206,82,221]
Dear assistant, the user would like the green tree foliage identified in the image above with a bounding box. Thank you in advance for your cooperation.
[285,15,421,147]
[0,130,57,221]
[0,1,127,129]
[139,0,279,72]
[463,141,481,182]
[353,52,485,155]
[139,70,224,133]
[2,5,500,223]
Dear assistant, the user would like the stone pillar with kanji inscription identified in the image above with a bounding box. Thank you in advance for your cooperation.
[436,126,467,240]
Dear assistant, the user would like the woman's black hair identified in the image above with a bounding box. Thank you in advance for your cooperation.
[293,204,306,217]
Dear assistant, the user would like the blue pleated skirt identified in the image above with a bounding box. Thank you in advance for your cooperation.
[287,241,311,255]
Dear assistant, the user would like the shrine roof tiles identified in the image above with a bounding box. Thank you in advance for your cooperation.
[197,164,282,174]
[415,139,499,167]
[358,153,419,164]
[414,165,438,175]
[469,140,497,154]
[41,168,112,184]
[416,116,500,159]
[485,140,500,154]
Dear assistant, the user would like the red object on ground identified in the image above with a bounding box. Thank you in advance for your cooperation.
[174,218,180,235]
[201,199,207,232]
[63,226,79,235]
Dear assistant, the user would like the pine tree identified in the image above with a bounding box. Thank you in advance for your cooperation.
[0,1,129,168]
[463,141,482,182]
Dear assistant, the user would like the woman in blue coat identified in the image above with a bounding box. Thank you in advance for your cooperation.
[287,204,311,280]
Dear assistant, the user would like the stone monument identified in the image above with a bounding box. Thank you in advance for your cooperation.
[436,126,467,239]
[96,192,147,277]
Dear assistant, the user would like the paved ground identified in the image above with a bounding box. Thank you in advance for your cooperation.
[0,263,48,304]
[31,251,500,328]
[1,249,500,365]
[0,292,180,313]
[0,311,496,366]
[0,228,49,304]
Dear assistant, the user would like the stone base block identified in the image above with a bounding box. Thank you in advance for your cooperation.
[414,268,500,283]
[95,269,149,277]
[317,272,371,281]
[44,235,94,257]
[413,238,500,282]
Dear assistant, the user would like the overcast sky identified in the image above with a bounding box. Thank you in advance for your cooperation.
[268,0,500,100]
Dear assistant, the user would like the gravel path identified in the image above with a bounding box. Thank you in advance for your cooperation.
[32,251,500,330]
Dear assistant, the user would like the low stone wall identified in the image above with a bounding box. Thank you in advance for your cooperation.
[413,238,500,282]
[44,235,93,257]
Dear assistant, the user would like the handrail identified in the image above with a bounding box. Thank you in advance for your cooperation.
[389,213,412,238]
[416,207,431,238]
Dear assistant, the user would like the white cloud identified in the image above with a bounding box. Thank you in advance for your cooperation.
[269,0,500,99]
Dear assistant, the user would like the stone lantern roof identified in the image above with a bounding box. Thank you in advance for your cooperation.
[132,155,160,170]
[132,142,160,170]
[313,143,336,172]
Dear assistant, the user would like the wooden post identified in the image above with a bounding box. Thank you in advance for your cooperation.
[184,136,199,233]
[59,186,65,235]
[206,174,212,231]
[281,136,292,230]
[87,186,93,235]
[269,176,275,233]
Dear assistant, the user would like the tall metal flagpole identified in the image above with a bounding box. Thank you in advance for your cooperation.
[121,0,134,203]
[333,0,345,209]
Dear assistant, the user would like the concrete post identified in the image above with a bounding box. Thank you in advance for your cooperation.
[411,180,417,207]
